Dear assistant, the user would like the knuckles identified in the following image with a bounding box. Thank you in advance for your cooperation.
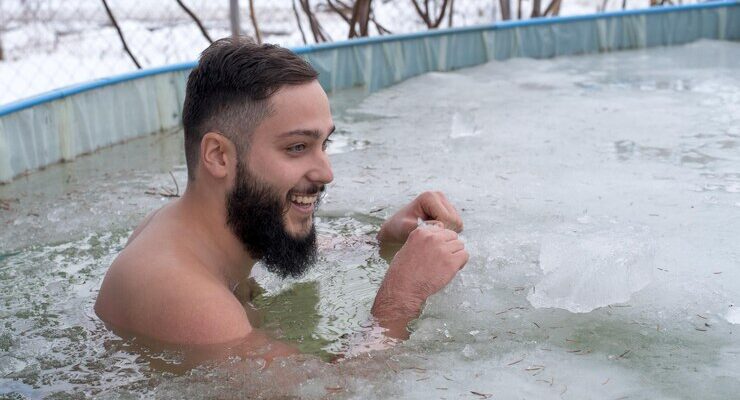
[416,191,464,232]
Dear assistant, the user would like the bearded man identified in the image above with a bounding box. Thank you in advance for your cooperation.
[95,37,468,359]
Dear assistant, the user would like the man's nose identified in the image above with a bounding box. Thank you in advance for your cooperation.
[308,150,333,184]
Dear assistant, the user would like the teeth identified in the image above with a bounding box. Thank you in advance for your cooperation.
[290,194,317,205]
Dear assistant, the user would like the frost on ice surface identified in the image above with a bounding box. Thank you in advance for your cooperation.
[527,227,655,313]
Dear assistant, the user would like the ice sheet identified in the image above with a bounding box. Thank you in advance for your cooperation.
[1,40,739,399]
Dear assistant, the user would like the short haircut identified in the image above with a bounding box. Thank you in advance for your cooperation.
[181,37,319,181]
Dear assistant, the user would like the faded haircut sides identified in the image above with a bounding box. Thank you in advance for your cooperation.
[181,36,319,181]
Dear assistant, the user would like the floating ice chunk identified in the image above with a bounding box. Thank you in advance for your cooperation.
[462,344,478,359]
[417,217,467,244]
[577,210,592,224]
[725,307,740,325]
[527,228,655,313]
[449,111,480,138]
[0,356,26,377]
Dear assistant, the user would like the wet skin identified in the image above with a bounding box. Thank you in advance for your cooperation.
[94,80,468,362]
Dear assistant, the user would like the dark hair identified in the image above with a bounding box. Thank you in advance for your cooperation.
[181,37,319,180]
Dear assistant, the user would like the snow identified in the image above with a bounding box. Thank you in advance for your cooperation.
[0,0,703,106]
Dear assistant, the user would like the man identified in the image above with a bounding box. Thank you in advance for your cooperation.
[94,37,468,358]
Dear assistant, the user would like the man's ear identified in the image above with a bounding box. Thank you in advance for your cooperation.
[200,132,237,180]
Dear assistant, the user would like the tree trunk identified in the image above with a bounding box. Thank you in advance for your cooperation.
[448,0,454,27]
[499,0,511,20]
[531,0,541,17]
[517,0,523,19]
[328,0,374,39]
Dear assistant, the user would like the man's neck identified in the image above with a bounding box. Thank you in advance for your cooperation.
[177,182,256,289]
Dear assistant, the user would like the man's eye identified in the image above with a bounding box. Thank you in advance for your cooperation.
[287,143,306,153]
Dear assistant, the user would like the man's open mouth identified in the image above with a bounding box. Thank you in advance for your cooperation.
[289,193,318,212]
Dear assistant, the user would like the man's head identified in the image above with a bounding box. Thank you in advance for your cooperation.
[182,37,335,278]
[182,37,319,178]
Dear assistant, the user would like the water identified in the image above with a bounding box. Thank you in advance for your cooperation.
[1,40,740,398]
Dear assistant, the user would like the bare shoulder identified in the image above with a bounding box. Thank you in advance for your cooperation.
[95,239,251,345]
[124,207,162,246]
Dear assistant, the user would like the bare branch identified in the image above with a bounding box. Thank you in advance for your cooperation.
[431,0,451,28]
[543,0,562,16]
[100,0,141,69]
[299,0,329,43]
[175,0,212,43]
[411,0,433,26]
[371,15,392,35]
[292,0,308,44]
[248,0,262,44]
[412,0,450,28]
[327,0,352,24]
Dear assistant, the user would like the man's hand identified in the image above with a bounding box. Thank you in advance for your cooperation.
[371,224,469,338]
[377,191,463,244]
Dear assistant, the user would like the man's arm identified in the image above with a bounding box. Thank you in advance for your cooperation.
[371,191,469,339]
[371,225,468,339]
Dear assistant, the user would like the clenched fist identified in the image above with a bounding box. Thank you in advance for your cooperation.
[377,191,463,244]
[372,224,469,328]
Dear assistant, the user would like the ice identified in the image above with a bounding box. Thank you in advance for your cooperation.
[2,41,740,399]
[726,307,740,325]
[527,228,655,313]
[461,344,478,359]
[449,111,480,138]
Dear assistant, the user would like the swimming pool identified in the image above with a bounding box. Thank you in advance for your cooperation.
[1,38,739,398]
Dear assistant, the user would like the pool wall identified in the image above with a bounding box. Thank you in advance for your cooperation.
[0,1,738,183]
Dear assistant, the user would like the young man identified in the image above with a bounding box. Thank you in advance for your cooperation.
[94,37,468,358]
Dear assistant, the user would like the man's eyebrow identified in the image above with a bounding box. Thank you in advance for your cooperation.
[278,126,336,139]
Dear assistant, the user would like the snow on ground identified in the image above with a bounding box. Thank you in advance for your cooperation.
[0,0,702,106]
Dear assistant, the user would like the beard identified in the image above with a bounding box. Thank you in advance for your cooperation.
[225,161,322,279]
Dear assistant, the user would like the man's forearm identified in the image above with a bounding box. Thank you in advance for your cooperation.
[371,278,425,340]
